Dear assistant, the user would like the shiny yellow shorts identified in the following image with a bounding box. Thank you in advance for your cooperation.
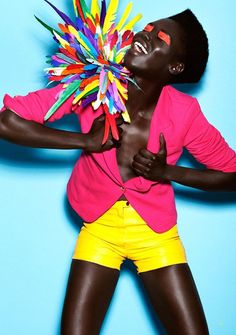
[72,201,188,274]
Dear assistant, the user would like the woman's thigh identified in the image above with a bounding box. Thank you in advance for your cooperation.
[61,259,120,335]
[139,263,209,335]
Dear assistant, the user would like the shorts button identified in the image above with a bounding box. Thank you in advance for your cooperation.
[126,201,130,206]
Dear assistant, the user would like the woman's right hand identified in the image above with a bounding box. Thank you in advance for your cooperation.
[84,114,124,153]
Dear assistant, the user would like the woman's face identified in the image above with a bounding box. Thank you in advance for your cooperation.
[124,18,185,80]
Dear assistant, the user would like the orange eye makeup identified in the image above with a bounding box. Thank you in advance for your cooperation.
[157,31,171,46]
[144,24,154,32]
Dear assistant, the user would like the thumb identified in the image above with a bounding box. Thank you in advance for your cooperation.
[158,133,167,154]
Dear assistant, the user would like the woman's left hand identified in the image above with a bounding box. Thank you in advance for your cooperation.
[132,133,168,182]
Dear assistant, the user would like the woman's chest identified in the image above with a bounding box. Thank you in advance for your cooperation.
[116,117,152,180]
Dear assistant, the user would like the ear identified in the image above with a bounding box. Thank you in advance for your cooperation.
[168,62,185,76]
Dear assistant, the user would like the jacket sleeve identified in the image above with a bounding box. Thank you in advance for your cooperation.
[0,84,78,124]
[183,99,236,172]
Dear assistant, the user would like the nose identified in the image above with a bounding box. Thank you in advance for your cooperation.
[142,31,152,42]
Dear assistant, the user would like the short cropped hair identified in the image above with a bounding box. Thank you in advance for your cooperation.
[168,9,209,83]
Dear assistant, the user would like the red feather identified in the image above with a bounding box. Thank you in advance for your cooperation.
[86,17,96,34]
[75,0,86,22]
[109,114,119,141]
[80,75,100,89]
[59,48,79,62]
[102,116,110,144]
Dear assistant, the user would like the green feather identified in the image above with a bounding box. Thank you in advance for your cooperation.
[83,87,99,97]
[80,0,90,18]
[44,81,81,121]
[34,15,63,36]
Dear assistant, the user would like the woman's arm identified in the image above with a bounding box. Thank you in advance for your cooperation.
[132,134,236,192]
[0,109,122,152]
[163,165,236,192]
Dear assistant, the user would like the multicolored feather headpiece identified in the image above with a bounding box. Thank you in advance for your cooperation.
[35,0,142,143]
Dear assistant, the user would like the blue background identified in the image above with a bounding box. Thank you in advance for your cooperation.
[0,1,236,334]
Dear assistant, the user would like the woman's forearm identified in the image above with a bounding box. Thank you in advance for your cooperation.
[0,109,87,149]
[164,165,236,192]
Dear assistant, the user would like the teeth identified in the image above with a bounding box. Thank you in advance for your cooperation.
[134,41,148,55]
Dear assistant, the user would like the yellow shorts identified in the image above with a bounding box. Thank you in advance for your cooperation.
[72,201,187,274]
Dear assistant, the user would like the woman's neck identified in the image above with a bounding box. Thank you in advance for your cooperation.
[126,76,167,120]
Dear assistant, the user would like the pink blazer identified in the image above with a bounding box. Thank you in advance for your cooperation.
[1,84,236,232]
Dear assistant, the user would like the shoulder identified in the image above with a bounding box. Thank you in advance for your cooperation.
[164,85,201,121]
[164,85,197,108]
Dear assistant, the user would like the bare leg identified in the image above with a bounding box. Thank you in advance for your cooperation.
[61,259,120,335]
[139,263,209,335]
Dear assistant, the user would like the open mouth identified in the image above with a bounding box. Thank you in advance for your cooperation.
[133,41,148,55]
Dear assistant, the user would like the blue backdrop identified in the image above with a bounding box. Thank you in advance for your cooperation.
[0,1,235,334]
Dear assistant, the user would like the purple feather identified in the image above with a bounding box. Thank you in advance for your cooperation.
[70,43,87,62]
[82,92,98,108]
[75,17,84,30]
[44,0,77,28]
[53,35,60,43]
[82,26,99,52]
[100,0,107,28]
[51,60,63,66]
[62,74,81,84]
[52,55,65,64]
[115,97,126,112]
[63,33,73,43]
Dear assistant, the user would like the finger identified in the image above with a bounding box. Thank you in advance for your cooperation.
[138,148,156,160]
[102,138,114,148]
[159,133,167,154]
[132,160,150,173]
[133,153,153,166]
[132,167,146,177]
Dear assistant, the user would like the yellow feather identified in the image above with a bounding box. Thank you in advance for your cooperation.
[116,52,125,64]
[73,79,100,104]
[114,2,132,33]
[108,71,115,83]
[91,0,100,20]
[114,78,127,99]
[87,12,95,23]
[53,31,69,48]
[73,0,78,16]
[122,13,143,31]
[67,25,91,52]
[103,0,119,34]
[122,109,131,123]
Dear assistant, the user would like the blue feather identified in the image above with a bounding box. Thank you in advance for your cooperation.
[44,0,77,28]
[78,31,99,57]
[100,0,107,28]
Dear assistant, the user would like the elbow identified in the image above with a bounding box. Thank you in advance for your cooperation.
[219,171,236,192]
[228,172,236,191]
[0,110,11,137]
[0,109,24,140]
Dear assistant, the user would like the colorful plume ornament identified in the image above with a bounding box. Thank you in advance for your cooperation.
[35,0,142,143]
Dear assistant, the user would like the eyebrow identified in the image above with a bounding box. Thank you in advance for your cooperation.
[157,30,171,46]
[144,24,154,32]
[144,23,172,46]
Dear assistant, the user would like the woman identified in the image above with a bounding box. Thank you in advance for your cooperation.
[0,8,236,335]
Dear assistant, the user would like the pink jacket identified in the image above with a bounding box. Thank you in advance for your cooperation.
[1,84,236,232]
